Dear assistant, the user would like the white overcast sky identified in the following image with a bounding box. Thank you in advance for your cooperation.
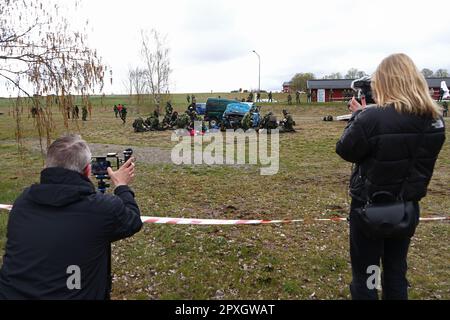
[3,0,450,96]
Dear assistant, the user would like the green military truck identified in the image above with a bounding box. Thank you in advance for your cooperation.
[204,98,239,128]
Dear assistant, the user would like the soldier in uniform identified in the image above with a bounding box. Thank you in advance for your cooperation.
[170,111,179,127]
[113,105,119,118]
[74,105,79,119]
[176,112,190,129]
[166,101,173,114]
[241,111,253,131]
[187,109,199,129]
[187,95,191,104]
[82,106,88,121]
[268,91,273,103]
[120,106,128,124]
[260,112,278,131]
[162,103,175,129]
[296,91,300,104]
[279,109,296,132]
[287,94,292,105]
[256,92,261,102]
[145,111,160,131]
[132,117,149,132]
[439,88,444,102]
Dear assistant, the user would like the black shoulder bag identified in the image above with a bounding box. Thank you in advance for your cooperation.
[356,124,426,239]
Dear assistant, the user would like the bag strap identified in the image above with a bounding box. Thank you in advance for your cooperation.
[399,119,428,199]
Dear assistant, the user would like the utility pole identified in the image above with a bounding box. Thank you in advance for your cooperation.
[252,50,261,92]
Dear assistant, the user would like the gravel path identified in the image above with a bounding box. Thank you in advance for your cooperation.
[11,139,175,165]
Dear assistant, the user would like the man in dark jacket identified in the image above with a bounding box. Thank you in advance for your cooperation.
[0,134,142,300]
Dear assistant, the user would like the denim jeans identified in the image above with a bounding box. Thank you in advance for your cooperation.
[349,199,414,300]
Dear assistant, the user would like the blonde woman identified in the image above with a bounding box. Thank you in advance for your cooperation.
[336,53,445,300]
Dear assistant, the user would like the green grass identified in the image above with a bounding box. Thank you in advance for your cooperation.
[0,94,448,300]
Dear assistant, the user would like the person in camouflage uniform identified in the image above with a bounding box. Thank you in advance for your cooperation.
[241,111,253,131]
[120,106,128,124]
[260,112,278,131]
[241,106,258,130]
[187,109,200,129]
[113,105,119,118]
[82,106,88,121]
[170,111,179,127]
[165,101,173,114]
[162,102,174,129]
[287,94,292,105]
[176,112,190,129]
[132,117,149,132]
[145,112,160,131]
[162,113,172,129]
[279,109,296,132]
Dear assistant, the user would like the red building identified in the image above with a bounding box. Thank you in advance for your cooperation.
[305,78,450,102]
[282,82,292,93]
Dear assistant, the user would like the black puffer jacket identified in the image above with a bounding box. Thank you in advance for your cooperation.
[0,168,143,300]
[336,105,446,202]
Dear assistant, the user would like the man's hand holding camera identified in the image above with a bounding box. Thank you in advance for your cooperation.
[107,157,136,187]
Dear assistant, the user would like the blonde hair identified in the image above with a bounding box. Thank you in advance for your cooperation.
[371,53,441,119]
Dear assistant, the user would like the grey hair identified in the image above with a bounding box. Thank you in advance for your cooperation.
[46,134,92,173]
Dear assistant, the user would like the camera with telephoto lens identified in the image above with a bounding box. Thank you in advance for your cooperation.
[91,148,133,193]
[351,76,375,104]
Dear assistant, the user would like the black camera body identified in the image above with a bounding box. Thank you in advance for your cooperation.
[351,76,375,104]
[91,148,133,193]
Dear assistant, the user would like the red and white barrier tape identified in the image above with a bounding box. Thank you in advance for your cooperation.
[1,204,448,224]
[139,216,450,225]
[140,216,310,225]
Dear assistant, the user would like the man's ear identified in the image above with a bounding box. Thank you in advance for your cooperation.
[83,164,91,177]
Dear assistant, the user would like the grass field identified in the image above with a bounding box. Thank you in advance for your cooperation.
[0,93,448,300]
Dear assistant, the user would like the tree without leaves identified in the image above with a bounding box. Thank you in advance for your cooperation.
[323,72,343,80]
[126,67,147,108]
[345,68,367,79]
[141,29,171,113]
[356,70,368,78]
[421,68,434,78]
[1,0,104,149]
[434,69,449,78]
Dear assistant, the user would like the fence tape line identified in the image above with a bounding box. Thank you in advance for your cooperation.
[1,204,448,224]
[139,216,450,225]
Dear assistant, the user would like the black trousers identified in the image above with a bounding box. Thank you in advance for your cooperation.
[349,199,414,300]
